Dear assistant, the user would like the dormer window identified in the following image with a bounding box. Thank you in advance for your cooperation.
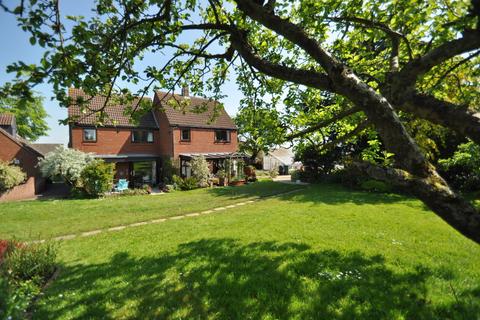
[215,130,230,142]
[132,130,154,143]
[83,128,97,142]
[181,128,191,141]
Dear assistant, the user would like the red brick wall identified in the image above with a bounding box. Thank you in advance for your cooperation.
[70,126,162,155]
[0,177,36,202]
[70,121,238,161]
[172,128,238,159]
[0,132,44,194]
[156,112,174,158]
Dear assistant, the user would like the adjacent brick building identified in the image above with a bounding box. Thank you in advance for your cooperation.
[0,115,46,201]
[68,88,241,185]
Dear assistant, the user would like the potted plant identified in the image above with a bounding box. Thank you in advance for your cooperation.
[244,165,257,182]
[229,177,246,186]
[217,169,228,186]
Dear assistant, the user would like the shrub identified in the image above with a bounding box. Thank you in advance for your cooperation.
[172,175,199,191]
[0,240,57,320]
[190,155,210,187]
[181,177,199,190]
[438,142,480,191]
[0,240,9,264]
[38,146,94,186]
[2,241,57,283]
[244,165,256,182]
[290,170,301,182]
[360,180,392,193]
[0,161,26,193]
[216,169,226,179]
[164,184,175,192]
[80,160,115,197]
[109,188,149,197]
[161,157,178,183]
[269,168,279,178]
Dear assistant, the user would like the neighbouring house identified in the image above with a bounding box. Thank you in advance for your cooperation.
[31,143,63,156]
[68,87,243,186]
[0,113,47,201]
[262,147,301,175]
[152,88,243,177]
[0,113,17,135]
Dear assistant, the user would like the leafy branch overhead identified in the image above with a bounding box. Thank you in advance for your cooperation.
[1,0,480,243]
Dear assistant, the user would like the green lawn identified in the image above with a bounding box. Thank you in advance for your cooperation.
[0,181,301,241]
[17,183,480,319]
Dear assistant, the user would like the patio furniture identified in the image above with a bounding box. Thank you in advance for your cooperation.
[114,179,129,192]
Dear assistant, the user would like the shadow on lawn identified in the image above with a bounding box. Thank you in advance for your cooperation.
[34,239,478,319]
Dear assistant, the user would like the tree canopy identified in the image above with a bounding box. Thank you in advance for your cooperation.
[0,95,48,141]
[234,104,284,161]
[1,0,479,243]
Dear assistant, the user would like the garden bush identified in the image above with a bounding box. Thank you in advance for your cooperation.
[160,157,178,183]
[2,241,57,283]
[269,168,279,178]
[172,175,199,191]
[38,146,94,186]
[164,184,175,192]
[0,240,57,320]
[181,177,199,190]
[0,161,26,193]
[110,188,150,197]
[79,160,115,197]
[190,155,210,187]
[438,141,480,191]
[244,165,257,182]
[290,169,302,182]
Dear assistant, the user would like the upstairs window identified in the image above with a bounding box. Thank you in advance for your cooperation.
[181,129,191,141]
[215,130,230,142]
[83,128,97,142]
[132,130,154,143]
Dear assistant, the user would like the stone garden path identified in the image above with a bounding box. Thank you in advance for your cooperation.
[32,188,305,243]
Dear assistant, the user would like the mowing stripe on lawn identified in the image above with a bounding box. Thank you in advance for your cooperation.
[30,187,305,244]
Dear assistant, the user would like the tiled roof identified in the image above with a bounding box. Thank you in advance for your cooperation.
[267,148,295,165]
[68,88,158,129]
[153,91,237,130]
[31,143,63,156]
[0,113,14,126]
[0,127,44,157]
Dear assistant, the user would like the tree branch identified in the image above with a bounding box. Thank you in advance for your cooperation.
[395,29,480,89]
[327,16,413,61]
[319,121,370,151]
[397,91,480,145]
[287,106,362,139]
[352,161,480,244]
[230,31,334,92]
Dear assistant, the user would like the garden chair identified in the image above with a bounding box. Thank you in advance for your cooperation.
[114,179,129,192]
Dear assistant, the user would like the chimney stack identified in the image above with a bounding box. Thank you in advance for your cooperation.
[181,86,189,97]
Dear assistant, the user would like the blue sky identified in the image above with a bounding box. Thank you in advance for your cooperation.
[0,1,243,145]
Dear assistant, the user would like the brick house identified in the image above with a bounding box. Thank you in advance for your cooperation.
[0,113,46,201]
[68,88,241,186]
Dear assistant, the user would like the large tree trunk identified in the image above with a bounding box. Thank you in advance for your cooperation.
[353,162,480,243]
[233,0,480,244]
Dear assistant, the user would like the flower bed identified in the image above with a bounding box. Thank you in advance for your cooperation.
[0,239,57,319]
[229,180,246,186]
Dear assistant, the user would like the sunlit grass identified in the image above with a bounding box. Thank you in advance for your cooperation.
[25,183,480,319]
